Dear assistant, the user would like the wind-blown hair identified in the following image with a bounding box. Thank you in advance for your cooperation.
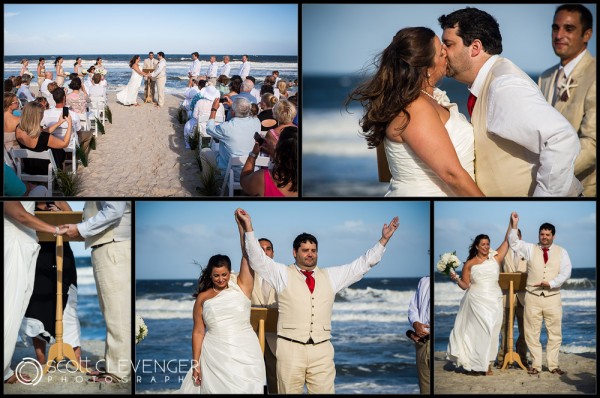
[192,255,232,297]
[346,27,436,148]
[466,234,490,261]
[272,126,298,192]
[129,55,140,68]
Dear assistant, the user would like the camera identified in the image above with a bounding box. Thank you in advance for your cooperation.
[219,97,228,103]
[253,132,264,146]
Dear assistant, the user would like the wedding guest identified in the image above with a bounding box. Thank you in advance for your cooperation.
[238,208,399,393]
[216,75,230,96]
[4,201,67,384]
[268,99,296,140]
[538,4,596,197]
[62,202,132,383]
[39,72,54,99]
[37,58,46,91]
[240,126,298,197]
[84,66,96,93]
[245,76,262,103]
[407,276,430,394]
[258,93,278,132]
[88,73,107,100]
[260,82,275,98]
[509,212,572,376]
[74,57,84,77]
[66,77,89,115]
[220,55,231,78]
[4,93,21,149]
[206,55,219,85]
[4,79,14,94]
[276,79,289,100]
[44,87,92,156]
[188,52,202,88]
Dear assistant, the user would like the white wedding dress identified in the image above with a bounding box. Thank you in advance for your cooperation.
[177,276,265,394]
[446,253,503,372]
[116,68,143,105]
[384,88,475,196]
[4,201,41,381]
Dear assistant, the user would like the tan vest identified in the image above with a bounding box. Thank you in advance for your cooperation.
[526,245,563,297]
[277,266,334,343]
[251,275,278,307]
[83,201,115,249]
[473,57,538,196]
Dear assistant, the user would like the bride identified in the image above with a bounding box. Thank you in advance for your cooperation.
[116,55,147,106]
[177,221,265,394]
[348,27,484,196]
[446,215,512,375]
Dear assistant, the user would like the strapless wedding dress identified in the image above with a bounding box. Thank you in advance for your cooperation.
[446,253,503,372]
[116,69,143,105]
[176,277,265,394]
[384,88,475,196]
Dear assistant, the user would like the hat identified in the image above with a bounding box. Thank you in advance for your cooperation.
[200,85,220,102]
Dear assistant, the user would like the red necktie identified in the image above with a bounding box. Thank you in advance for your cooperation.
[542,247,549,264]
[301,270,315,293]
[467,93,477,117]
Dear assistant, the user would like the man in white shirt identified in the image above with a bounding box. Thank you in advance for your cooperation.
[538,4,596,197]
[206,55,219,86]
[143,52,159,103]
[188,52,202,88]
[508,212,571,376]
[236,208,399,394]
[239,55,251,81]
[150,52,167,107]
[220,55,231,78]
[17,75,35,102]
[39,71,54,98]
[62,202,132,383]
[407,276,430,394]
[439,7,582,197]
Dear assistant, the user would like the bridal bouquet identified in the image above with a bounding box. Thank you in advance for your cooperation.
[437,251,461,276]
[135,315,148,344]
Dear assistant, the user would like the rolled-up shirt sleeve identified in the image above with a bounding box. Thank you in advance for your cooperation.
[77,201,126,238]
[487,76,580,196]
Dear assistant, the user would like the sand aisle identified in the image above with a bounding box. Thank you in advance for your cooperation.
[77,92,200,196]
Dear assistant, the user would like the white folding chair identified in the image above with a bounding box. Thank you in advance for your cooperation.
[220,155,270,197]
[88,96,107,136]
[10,148,58,196]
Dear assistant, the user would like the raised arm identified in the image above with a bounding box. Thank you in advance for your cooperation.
[380,216,399,246]
[235,209,254,298]
[191,294,206,386]
[493,212,514,265]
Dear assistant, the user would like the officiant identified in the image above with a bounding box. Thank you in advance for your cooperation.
[143,52,158,103]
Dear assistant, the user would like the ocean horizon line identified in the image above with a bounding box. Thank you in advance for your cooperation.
[5,53,298,57]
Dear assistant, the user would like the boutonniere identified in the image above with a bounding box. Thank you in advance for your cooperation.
[558,76,578,102]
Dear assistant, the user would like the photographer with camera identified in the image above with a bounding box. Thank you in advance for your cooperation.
[407,276,430,394]
[240,125,298,197]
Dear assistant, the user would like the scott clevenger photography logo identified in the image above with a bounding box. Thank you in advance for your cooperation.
[15,357,44,386]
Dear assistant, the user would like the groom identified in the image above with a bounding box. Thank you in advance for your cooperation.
[439,7,582,197]
[150,51,167,108]
[236,208,399,394]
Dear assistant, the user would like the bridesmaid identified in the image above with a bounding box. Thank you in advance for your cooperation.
[54,56,66,87]
[36,58,46,93]
[20,58,31,77]
[73,57,84,78]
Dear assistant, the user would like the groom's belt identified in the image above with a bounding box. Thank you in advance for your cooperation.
[277,335,329,345]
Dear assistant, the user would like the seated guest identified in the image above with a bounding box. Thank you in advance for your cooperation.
[183,84,224,148]
[200,97,259,181]
[43,88,92,154]
[16,101,72,174]
[187,79,208,119]
[240,125,298,197]
[268,99,296,141]
[88,73,107,100]
[245,76,261,103]
[274,79,289,100]
[260,83,275,97]
[39,72,54,98]
[231,80,258,104]
[17,75,36,103]
[44,82,61,109]
[4,93,21,150]
[66,78,89,115]
[288,94,298,126]
[257,93,278,132]
[182,78,201,111]
[13,76,23,95]
[4,79,14,94]
[64,72,78,94]
[216,75,230,96]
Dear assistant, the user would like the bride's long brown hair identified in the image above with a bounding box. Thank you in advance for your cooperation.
[346,27,436,148]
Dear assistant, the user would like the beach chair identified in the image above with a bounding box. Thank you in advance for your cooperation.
[10,148,58,196]
[220,155,270,197]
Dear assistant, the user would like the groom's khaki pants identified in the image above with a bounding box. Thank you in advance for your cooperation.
[92,240,131,380]
[276,338,335,394]
[524,291,562,372]
[155,76,166,107]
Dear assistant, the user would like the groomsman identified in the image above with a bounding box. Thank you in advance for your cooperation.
[188,52,202,88]
[220,55,231,78]
[237,208,399,394]
[206,55,219,86]
[508,212,572,376]
[239,55,251,80]
[538,4,596,197]
[143,52,158,103]
[151,52,167,108]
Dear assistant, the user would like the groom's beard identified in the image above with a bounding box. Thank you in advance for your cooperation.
[446,51,471,79]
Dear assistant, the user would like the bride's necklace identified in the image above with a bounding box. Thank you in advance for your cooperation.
[420,90,436,101]
[213,286,227,293]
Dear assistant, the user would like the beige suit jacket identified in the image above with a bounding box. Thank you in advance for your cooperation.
[538,50,596,197]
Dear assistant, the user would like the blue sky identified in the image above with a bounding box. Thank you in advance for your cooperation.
[303,4,597,75]
[434,201,596,270]
[4,4,298,55]
[135,201,430,279]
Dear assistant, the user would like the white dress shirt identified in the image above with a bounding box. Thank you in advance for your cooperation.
[77,201,132,241]
[407,276,430,329]
[245,231,386,295]
[239,61,251,80]
[207,62,218,78]
[220,63,231,78]
[189,59,201,77]
[151,59,167,79]
[508,229,572,289]
[17,85,35,102]
[42,108,81,142]
[470,55,581,196]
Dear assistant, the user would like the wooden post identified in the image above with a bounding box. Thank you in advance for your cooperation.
[250,307,278,355]
[498,273,527,371]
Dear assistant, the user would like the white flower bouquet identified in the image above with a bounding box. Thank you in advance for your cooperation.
[135,315,148,344]
[436,251,461,276]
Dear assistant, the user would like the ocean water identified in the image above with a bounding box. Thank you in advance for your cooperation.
[302,72,538,197]
[434,267,596,356]
[4,54,298,96]
[135,277,423,394]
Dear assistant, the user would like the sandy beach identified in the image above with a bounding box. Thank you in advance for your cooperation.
[434,350,596,394]
[73,91,201,196]
[3,340,132,394]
